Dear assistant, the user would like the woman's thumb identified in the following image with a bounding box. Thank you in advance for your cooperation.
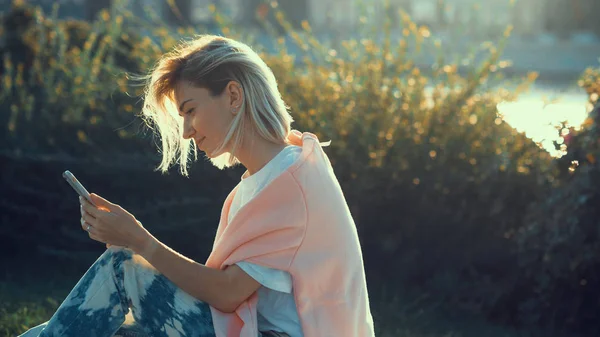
[90,193,114,211]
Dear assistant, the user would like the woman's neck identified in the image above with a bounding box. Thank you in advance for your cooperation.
[235,132,287,176]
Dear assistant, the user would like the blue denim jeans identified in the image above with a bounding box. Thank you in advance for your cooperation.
[18,247,217,337]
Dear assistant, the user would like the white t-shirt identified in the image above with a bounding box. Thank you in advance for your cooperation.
[228,145,304,337]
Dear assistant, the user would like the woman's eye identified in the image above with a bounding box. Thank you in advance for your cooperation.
[186,108,194,115]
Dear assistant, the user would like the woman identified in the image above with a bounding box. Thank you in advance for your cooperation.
[19,35,375,337]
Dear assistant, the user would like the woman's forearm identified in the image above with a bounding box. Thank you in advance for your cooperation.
[134,231,234,313]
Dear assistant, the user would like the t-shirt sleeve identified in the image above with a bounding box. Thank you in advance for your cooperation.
[235,261,293,294]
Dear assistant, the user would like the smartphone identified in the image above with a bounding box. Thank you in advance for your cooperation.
[62,170,97,207]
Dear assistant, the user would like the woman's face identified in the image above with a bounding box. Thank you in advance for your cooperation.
[174,81,242,158]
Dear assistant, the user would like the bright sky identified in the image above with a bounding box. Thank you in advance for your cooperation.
[497,89,590,157]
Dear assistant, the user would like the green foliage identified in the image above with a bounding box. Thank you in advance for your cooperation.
[0,2,154,156]
[0,0,590,335]
[513,69,600,334]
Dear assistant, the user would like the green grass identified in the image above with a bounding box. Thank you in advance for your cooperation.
[1,255,580,337]
[1,279,70,336]
[0,254,83,336]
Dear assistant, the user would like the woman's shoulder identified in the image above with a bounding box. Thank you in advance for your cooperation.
[280,145,302,166]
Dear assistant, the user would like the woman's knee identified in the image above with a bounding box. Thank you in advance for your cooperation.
[99,246,135,274]
[106,246,158,276]
[106,246,134,262]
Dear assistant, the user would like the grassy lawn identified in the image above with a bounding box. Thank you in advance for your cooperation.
[0,253,578,337]
[0,253,91,336]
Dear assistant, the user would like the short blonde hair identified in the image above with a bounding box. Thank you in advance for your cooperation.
[139,35,293,176]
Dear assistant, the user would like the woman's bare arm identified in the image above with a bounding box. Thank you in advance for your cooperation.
[137,232,261,313]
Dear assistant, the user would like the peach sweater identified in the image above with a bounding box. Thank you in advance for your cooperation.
[205,130,375,337]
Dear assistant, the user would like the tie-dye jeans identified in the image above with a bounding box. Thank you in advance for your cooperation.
[18,246,219,337]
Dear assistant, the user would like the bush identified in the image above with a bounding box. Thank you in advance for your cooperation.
[514,68,600,334]
[0,2,151,155]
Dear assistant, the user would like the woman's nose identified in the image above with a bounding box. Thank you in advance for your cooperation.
[182,119,195,140]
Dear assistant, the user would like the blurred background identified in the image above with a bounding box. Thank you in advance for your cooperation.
[1,0,599,336]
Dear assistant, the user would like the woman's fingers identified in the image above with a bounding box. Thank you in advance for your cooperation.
[81,199,104,219]
[81,217,93,233]
[80,197,112,221]
[80,204,96,220]
[81,210,99,233]
[81,218,102,242]
[79,201,106,244]
[81,209,98,226]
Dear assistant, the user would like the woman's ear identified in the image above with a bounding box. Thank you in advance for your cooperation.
[227,81,243,115]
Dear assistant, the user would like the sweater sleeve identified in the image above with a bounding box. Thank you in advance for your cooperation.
[235,261,293,294]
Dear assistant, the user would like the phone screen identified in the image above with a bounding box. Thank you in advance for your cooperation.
[62,170,97,206]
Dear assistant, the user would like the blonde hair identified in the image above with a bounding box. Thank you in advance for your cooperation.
[138,35,293,176]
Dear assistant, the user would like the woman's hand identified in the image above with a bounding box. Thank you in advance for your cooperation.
[80,193,150,253]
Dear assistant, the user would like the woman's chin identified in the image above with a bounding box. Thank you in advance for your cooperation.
[203,149,221,159]
[197,144,211,157]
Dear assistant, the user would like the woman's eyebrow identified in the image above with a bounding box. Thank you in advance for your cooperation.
[179,99,194,113]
